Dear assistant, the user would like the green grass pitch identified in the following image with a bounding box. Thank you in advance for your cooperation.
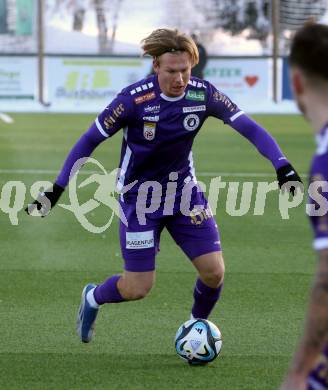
[0,113,316,389]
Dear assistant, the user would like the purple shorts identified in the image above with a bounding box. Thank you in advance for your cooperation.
[119,189,221,272]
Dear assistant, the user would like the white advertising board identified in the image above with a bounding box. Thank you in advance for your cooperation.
[45,57,152,110]
[0,56,37,100]
[0,56,290,113]
[204,58,272,103]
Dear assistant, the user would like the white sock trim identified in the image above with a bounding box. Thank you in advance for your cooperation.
[87,288,99,309]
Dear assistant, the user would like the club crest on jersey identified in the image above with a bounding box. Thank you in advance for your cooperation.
[143,122,156,140]
[183,114,200,131]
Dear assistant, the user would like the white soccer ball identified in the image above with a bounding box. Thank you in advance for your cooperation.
[174,319,222,365]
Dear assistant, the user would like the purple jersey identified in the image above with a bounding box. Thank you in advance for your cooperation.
[307,124,328,390]
[56,74,287,193]
[90,75,243,200]
[308,124,328,251]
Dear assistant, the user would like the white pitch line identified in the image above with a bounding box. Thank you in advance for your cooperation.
[199,172,308,178]
[0,113,14,124]
[0,168,307,178]
[0,168,97,175]
[199,172,277,177]
[0,168,63,175]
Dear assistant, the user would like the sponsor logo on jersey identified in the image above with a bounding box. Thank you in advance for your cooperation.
[126,231,154,249]
[213,91,236,112]
[182,105,206,113]
[183,114,200,131]
[143,122,156,140]
[134,91,156,105]
[103,103,125,129]
[142,115,159,122]
[186,90,206,101]
[144,104,160,113]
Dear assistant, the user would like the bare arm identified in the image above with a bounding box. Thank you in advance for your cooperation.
[281,249,328,389]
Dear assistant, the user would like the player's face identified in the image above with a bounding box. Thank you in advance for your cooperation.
[154,52,192,97]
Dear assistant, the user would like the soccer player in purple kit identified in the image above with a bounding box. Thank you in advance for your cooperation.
[281,23,328,390]
[26,29,302,345]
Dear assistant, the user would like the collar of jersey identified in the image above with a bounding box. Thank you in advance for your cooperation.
[160,92,185,101]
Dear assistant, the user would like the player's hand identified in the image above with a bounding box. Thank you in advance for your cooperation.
[276,163,303,196]
[25,183,64,217]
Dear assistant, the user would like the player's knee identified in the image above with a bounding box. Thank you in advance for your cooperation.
[202,263,225,288]
[203,273,223,288]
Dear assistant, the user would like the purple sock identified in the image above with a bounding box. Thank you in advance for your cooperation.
[191,278,223,319]
[93,275,125,305]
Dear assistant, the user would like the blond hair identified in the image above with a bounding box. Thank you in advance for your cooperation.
[141,28,199,66]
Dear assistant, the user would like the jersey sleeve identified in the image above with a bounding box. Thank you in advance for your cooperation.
[206,82,243,124]
[93,91,134,138]
[205,81,288,170]
[308,156,328,251]
[55,125,105,188]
